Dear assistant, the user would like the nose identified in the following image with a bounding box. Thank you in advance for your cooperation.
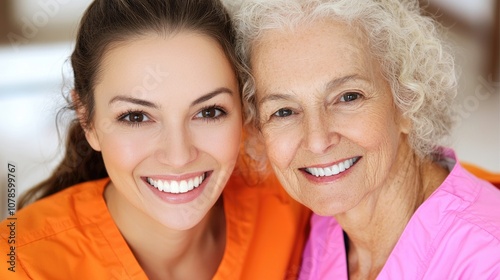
[302,112,339,154]
[155,125,198,168]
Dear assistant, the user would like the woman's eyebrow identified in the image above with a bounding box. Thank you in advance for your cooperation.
[108,96,161,109]
[107,87,233,109]
[324,74,364,92]
[258,93,295,106]
[190,87,233,106]
[258,74,367,106]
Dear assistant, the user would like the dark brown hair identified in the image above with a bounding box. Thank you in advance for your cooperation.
[18,0,242,208]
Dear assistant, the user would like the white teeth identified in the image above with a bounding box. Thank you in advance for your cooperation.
[164,181,171,193]
[332,165,340,175]
[339,162,345,172]
[179,180,188,193]
[318,168,325,177]
[170,181,179,194]
[305,157,358,178]
[324,168,333,176]
[148,174,206,194]
[188,179,194,191]
[158,180,164,192]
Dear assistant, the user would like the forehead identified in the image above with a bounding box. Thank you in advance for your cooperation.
[96,32,236,97]
[251,19,378,93]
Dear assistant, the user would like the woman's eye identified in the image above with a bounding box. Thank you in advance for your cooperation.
[120,111,150,123]
[339,92,361,102]
[273,108,293,118]
[196,106,226,120]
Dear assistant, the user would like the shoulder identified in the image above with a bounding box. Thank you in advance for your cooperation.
[434,163,500,268]
[436,160,500,240]
[0,178,110,246]
[0,178,139,279]
[397,158,500,278]
[423,149,500,239]
[416,202,500,279]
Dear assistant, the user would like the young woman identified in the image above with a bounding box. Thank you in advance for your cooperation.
[0,1,310,279]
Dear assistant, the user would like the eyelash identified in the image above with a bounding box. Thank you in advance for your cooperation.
[195,104,228,123]
[271,108,295,119]
[267,92,363,121]
[115,104,228,128]
[117,110,151,127]
[339,92,362,103]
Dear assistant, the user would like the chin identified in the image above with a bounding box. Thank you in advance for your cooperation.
[142,200,212,231]
[305,198,345,217]
[156,211,208,231]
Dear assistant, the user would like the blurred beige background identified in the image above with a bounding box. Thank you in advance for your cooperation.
[0,0,499,220]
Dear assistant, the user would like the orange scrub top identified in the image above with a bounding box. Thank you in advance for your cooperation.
[0,173,310,279]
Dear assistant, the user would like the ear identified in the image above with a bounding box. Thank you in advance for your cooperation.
[71,90,102,152]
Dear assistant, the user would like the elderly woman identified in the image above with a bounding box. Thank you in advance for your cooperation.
[230,0,500,279]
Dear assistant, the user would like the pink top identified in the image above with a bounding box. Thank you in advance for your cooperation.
[300,149,500,279]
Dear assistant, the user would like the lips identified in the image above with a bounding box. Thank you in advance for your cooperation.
[304,157,361,177]
[146,173,206,194]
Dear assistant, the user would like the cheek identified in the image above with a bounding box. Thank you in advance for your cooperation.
[343,106,402,150]
[96,127,153,174]
[344,109,403,180]
[262,125,302,170]
[372,112,403,153]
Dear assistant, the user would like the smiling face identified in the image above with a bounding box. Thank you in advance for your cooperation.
[84,32,241,230]
[251,20,411,216]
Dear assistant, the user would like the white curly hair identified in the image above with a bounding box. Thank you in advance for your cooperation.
[226,0,458,167]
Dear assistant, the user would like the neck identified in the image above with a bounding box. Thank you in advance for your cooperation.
[104,184,226,280]
[336,146,448,279]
